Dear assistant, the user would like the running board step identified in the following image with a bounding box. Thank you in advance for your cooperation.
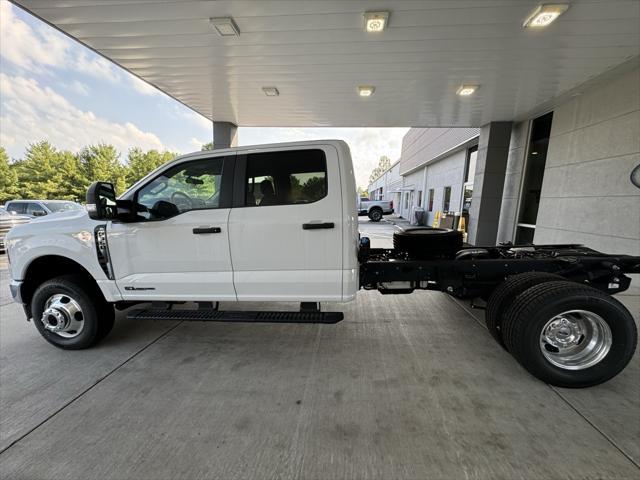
[127,308,344,324]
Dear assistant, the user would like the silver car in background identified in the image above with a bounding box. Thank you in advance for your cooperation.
[0,207,31,253]
[4,200,83,218]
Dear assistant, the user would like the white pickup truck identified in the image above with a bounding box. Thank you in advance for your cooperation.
[6,140,639,388]
[357,196,393,222]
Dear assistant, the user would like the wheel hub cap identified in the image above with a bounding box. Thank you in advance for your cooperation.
[40,294,84,339]
[540,310,612,370]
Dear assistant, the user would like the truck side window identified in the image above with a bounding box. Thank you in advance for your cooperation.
[244,149,327,207]
[137,157,224,218]
[26,203,47,216]
[7,202,26,214]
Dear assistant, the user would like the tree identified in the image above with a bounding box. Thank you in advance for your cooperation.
[0,147,19,203]
[368,155,392,184]
[356,186,368,198]
[201,142,214,151]
[79,144,127,195]
[14,141,67,199]
[126,148,176,187]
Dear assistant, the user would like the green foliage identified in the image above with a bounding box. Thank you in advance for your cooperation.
[0,147,19,203]
[126,148,176,187]
[201,142,214,151]
[0,141,178,202]
[368,155,392,184]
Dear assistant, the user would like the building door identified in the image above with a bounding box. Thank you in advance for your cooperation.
[515,112,554,243]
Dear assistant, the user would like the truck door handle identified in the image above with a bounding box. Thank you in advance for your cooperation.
[302,222,335,230]
[192,227,221,234]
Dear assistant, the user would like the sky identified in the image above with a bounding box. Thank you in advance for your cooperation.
[0,2,408,188]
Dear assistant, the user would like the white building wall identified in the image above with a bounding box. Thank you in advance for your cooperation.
[534,66,640,293]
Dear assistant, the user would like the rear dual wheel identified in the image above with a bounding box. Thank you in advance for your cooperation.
[492,279,636,387]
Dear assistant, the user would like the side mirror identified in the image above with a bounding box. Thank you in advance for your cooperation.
[32,210,47,217]
[86,182,117,220]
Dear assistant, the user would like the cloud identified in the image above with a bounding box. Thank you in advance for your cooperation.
[0,73,166,157]
[0,3,153,91]
[67,80,90,96]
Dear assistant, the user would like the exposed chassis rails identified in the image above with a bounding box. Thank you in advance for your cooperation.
[360,243,640,299]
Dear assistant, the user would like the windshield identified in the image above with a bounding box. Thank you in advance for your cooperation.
[43,201,82,213]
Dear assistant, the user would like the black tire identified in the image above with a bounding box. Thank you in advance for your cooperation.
[368,208,383,222]
[31,274,114,350]
[393,227,463,259]
[486,272,564,348]
[502,281,637,388]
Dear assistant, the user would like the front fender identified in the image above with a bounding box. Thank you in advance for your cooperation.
[7,218,122,302]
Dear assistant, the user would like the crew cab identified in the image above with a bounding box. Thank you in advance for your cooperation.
[357,197,393,222]
[6,140,639,388]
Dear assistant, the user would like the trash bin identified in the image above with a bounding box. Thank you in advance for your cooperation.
[412,207,426,226]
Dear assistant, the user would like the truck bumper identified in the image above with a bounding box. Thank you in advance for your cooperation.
[10,280,23,304]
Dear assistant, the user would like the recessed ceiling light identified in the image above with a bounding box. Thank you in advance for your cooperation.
[456,85,478,96]
[522,4,569,28]
[209,17,240,37]
[358,85,375,97]
[363,11,389,33]
[262,87,279,97]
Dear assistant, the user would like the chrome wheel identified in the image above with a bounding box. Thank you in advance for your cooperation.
[539,309,612,370]
[40,294,85,339]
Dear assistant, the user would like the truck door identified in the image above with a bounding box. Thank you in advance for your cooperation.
[107,155,236,301]
[228,146,343,301]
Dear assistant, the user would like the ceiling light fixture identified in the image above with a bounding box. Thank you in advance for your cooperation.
[456,85,478,96]
[209,17,240,37]
[358,85,375,97]
[262,87,279,97]
[363,11,389,33]
[522,4,569,28]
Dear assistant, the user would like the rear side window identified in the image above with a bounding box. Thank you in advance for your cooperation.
[244,149,327,207]
[26,203,47,215]
[6,202,26,214]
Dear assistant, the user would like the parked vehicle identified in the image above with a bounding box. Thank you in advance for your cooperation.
[6,141,639,387]
[357,196,393,222]
[4,200,83,218]
[0,207,31,253]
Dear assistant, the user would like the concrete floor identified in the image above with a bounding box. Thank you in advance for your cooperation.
[1,218,638,479]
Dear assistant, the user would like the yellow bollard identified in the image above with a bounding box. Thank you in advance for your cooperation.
[432,210,441,228]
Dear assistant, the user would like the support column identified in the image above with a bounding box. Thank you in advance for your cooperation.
[212,121,238,149]
[467,122,512,246]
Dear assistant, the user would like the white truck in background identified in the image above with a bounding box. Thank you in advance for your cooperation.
[5,140,639,388]
[357,196,393,222]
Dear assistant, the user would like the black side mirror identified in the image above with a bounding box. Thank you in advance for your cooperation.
[32,211,47,217]
[86,181,117,220]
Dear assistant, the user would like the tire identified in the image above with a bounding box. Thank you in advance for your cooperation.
[486,272,564,348]
[368,208,383,222]
[393,227,463,260]
[502,281,637,388]
[31,274,115,350]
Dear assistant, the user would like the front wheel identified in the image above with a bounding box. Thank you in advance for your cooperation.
[31,275,114,350]
[502,281,637,388]
[368,208,383,222]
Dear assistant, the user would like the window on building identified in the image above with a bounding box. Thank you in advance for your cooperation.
[516,111,554,244]
[462,145,478,214]
[427,189,434,212]
[404,192,410,209]
[443,186,452,212]
[244,149,327,207]
[417,190,423,207]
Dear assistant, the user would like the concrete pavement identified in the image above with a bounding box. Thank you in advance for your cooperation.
[0,221,638,479]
